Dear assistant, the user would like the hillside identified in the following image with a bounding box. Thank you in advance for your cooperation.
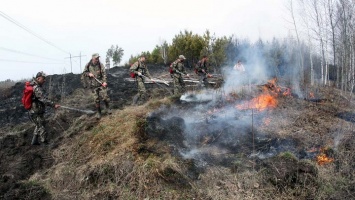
[0,65,354,199]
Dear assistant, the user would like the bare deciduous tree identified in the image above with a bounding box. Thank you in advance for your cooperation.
[159,39,168,64]
[287,0,305,84]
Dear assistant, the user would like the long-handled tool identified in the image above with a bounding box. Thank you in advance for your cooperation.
[183,79,216,84]
[92,76,110,88]
[93,76,104,85]
[141,74,169,86]
[93,76,102,84]
[60,105,95,114]
[140,74,173,95]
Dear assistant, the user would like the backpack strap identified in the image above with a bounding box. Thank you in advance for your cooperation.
[85,60,103,76]
[135,60,141,72]
[137,60,141,70]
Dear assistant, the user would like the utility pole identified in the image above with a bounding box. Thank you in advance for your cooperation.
[70,53,72,73]
[80,52,82,72]
[65,53,86,73]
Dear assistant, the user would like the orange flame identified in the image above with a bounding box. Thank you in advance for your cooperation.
[317,148,334,165]
[236,94,278,111]
[262,78,280,93]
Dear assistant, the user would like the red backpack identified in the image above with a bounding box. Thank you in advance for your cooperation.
[130,72,136,78]
[169,63,173,74]
[129,62,139,78]
[21,81,34,110]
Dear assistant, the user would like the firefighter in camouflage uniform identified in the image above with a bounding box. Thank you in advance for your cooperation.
[195,55,209,88]
[82,53,111,119]
[170,55,189,96]
[30,71,60,145]
[130,55,152,105]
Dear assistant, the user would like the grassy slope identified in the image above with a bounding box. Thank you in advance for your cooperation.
[28,87,355,200]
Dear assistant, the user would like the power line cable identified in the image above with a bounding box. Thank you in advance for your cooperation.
[0,59,64,64]
[0,46,63,61]
[0,11,69,55]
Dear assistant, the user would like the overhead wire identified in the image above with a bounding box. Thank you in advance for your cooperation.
[0,11,70,55]
[0,46,64,62]
[0,59,64,64]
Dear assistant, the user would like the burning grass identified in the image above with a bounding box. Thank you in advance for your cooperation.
[316,147,334,165]
[236,93,278,111]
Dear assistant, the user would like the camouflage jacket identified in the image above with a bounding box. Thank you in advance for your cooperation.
[30,79,55,114]
[171,59,187,77]
[195,60,208,73]
[130,59,152,79]
[83,61,107,88]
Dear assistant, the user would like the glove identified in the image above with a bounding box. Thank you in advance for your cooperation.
[137,72,142,76]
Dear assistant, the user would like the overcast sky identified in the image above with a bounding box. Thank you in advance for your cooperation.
[0,0,292,81]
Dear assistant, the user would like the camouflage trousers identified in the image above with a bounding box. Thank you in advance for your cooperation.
[197,72,209,88]
[133,77,147,105]
[91,86,110,104]
[30,113,47,143]
[173,75,186,96]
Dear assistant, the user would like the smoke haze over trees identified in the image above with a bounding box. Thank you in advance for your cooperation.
[121,0,354,97]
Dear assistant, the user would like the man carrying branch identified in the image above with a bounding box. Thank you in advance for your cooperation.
[83,53,112,119]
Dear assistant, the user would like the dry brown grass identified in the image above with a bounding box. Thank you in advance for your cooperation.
[315,133,355,199]
[27,86,355,200]
[32,97,206,199]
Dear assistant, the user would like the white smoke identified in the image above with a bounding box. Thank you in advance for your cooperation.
[156,41,308,164]
[221,45,272,95]
[180,89,216,103]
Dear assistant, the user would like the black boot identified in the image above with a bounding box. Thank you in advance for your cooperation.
[95,104,102,119]
[132,94,139,105]
[31,135,40,145]
[104,101,112,114]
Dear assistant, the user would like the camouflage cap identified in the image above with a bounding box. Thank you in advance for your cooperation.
[92,53,100,59]
[179,55,186,60]
[36,71,47,78]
